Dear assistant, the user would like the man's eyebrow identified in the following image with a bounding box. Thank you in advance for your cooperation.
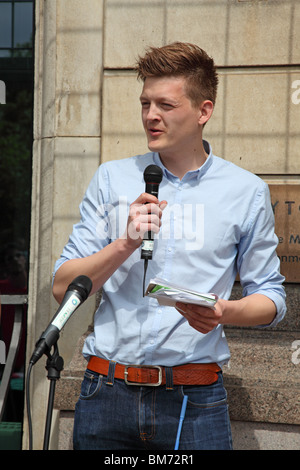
[139,94,179,104]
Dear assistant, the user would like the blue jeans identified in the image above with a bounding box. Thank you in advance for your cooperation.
[73,367,232,450]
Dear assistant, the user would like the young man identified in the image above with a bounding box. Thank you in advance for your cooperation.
[52,43,286,450]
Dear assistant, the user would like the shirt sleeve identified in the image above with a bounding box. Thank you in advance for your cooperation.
[52,164,111,279]
[237,181,286,327]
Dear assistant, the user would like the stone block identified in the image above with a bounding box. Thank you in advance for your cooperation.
[56,0,103,137]
[104,0,165,68]
[52,136,101,251]
[208,69,300,174]
[101,73,147,162]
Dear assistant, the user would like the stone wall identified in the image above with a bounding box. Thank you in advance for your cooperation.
[26,0,300,449]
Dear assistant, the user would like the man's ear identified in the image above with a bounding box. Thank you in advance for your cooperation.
[198,100,214,126]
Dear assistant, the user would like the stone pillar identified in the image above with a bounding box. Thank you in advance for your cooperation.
[24,0,103,450]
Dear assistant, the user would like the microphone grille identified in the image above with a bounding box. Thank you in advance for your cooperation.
[144,164,163,184]
[68,275,93,300]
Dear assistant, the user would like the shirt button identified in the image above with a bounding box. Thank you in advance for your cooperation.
[168,247,172,252]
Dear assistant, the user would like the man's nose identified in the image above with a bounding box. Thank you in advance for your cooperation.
[146,103,161,121]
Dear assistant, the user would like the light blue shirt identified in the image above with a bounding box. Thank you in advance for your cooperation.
[53,141,286,367]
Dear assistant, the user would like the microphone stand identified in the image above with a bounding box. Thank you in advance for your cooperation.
[43,342,64,450]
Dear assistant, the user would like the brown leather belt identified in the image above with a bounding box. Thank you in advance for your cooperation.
[87,356,221,386]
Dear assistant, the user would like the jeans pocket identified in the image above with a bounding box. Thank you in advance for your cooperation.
[180,377,228,409]
[80,370,103,400]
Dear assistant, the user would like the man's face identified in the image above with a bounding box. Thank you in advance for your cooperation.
[140,76,203,160]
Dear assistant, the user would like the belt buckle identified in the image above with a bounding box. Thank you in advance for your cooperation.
[124,364,162,386]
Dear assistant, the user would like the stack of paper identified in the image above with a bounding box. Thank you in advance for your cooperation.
[145,278,218,309]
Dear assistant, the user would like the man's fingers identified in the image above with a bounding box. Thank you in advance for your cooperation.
[175,302,223,334]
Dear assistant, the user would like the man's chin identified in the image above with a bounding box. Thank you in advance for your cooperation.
[147,140,163,153]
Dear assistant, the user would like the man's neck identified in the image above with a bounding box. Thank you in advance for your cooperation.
[159,142,208,180]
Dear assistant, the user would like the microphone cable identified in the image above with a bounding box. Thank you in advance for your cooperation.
[25,361,34,450]
[143,258,148,297]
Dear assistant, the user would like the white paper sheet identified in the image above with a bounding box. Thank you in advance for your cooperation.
[145,278,218,309]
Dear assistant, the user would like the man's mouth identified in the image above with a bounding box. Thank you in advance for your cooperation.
[148,128,163,136]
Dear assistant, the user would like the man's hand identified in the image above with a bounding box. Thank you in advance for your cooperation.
[123,193,167,249]
[175,300,226,334]
[176,294,277,332]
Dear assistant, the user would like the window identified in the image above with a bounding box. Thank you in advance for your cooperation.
[0,0,33,57]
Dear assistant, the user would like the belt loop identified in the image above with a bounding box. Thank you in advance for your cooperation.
[106,360,116,386]
[165,367,174,390]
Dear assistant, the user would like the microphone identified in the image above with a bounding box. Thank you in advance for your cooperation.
[141,164,163,261]
[30,275,92,365]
